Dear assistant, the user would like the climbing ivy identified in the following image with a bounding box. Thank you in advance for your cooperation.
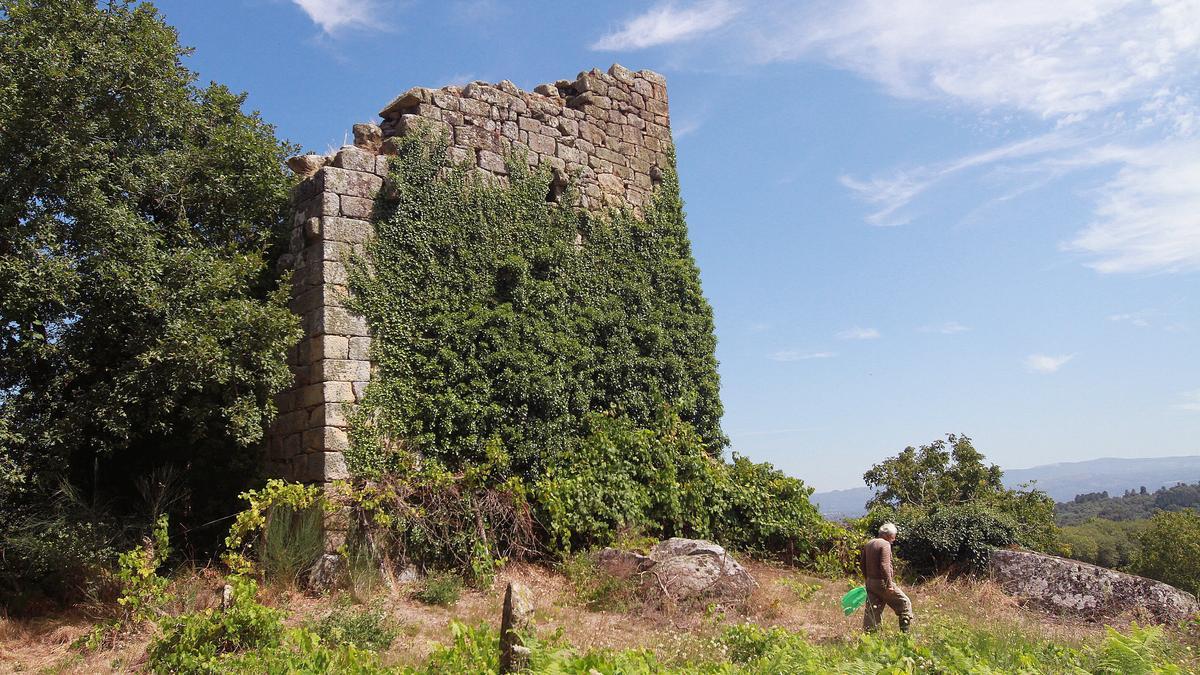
[347,132,725,479]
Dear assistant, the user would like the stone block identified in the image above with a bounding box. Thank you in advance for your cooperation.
[322,167,383,199]
[353,123,383,151]
[333,146,376,173]
[456,124,500,152]
[375,155,391,176]
[340,196,375,220]
[310,402,353,428]
[314,306,369,337]
[304,426,350,453]
[527,133,555,155]
[348,336,372,360]
[315,358,371,382]
[478,149,508,174]
[352,381,369,401]
[379,86,434,117]
[323,217,373,244]
[302,334,349,362]
[459,97,491,118]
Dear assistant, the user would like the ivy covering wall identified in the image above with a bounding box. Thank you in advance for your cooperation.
[347,133,725,479]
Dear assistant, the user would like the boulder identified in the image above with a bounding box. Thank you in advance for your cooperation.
[595,538,756,604]
[990,548,1199,623]
[648,538,755,603]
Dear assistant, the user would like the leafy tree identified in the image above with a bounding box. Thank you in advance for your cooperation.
[1134,510,1200,596]
[863,435,1056,575]
[0,0,299,598]
[863,434,1004,510]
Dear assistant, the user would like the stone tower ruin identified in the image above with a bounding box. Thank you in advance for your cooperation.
[267,64,674,483]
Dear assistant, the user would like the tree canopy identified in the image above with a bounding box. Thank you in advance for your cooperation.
[0,0,299,597]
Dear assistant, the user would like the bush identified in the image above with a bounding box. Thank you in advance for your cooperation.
[535,407,833,561]
[561,551,640,612]
[260,505,326,588]
[867,503,1022,575]
[411,571,462,607]
[313,602,398,651]
[115,515,173,623]
[148,577,284,673]
[1134,510,1200,596]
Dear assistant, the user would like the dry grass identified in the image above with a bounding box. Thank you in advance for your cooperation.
[0,558,1189,672]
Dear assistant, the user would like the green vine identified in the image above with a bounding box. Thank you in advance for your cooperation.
[347,131,725,480]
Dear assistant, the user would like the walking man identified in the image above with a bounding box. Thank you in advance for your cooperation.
[860,522,913,632]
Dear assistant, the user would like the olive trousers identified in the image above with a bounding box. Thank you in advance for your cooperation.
[863,576,913,632]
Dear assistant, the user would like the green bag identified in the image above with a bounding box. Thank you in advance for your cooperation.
[841,585,867,615]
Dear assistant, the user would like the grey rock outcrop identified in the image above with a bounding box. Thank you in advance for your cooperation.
[598,538,755,604]
[990,548,1199,623]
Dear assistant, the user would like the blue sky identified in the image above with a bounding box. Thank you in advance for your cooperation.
[155,0,1200,490]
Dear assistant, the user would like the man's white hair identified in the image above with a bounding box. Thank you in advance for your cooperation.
[879,523,898,537]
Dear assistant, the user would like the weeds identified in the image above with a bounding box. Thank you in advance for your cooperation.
[411,571,462,606]
[313,600,398,651]
[561,551,640,612]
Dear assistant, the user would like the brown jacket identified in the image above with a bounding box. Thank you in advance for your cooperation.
[860,538,895,586]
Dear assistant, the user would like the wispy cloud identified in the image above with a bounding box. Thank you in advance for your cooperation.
[1065,140,1200,273]
[750,1,1200,122]
[1024,353,1075,374]
[1108,311,1151,327]
[920,321,970,334]
[638,1,1199,274]
[839,132,1080,226]
[770,350,837,362]
[291,0,379,34]
[1174,389,1200,412]
[592,1,739,51]
[836,327,880,340]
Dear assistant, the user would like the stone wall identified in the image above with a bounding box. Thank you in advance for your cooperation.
[266,64,673,483]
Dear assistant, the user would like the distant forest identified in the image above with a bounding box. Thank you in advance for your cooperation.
[1056,482,1200,526]
[1056,482,1200,570]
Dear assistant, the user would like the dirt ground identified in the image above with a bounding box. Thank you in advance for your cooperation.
[0,559,1164,673]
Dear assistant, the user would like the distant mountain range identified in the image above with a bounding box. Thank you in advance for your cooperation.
[812,455,1200,519]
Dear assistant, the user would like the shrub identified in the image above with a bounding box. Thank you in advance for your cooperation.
[411,571,462,606]
[115,514,173,623]
[561,551,640,612]
[148,577,284,673]
[866,503,1021,575]
[260,504,326,588]
[1134,509,1200,596]
[313,602,398,651]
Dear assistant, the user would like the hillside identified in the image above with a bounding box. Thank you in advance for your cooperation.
[3,559,1195,673]
[813,455,1200,518]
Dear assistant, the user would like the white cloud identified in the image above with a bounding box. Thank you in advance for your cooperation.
[1065,140,1200,273]
[770,350,837,362]
[723,1,1200,274]
[840,132,1079,226]
[921,321,970,334]
[1024,353,1075,374]
[836,327,880,340]
[1108,311,1151,327]
[291,0,378,34]
[592,1,739,51]
[752,0,1200,122]
[1174,389,1200,412]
